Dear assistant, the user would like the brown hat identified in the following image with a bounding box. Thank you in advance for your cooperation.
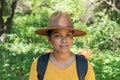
[35,11,86,37]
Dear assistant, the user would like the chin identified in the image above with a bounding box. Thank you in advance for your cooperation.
[58,49,70,53]
[54,48,71,53]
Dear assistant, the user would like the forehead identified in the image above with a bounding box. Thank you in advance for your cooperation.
[52,29,73,34]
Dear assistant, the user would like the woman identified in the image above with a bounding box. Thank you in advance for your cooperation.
[29,11,95,80]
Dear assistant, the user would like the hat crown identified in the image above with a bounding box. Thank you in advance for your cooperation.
[48,11,73,28]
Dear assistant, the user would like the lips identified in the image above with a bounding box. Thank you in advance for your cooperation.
[60,45,68,48]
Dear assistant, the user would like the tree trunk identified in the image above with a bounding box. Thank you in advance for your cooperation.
[0,0,4,36]
[0,0,18,42]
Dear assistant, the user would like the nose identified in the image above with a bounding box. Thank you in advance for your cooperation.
[61,36,67,43]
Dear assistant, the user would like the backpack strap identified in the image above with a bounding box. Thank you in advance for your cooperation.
[37,53,50,80]
[76,55,88,80]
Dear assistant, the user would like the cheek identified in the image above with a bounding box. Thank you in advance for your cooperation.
[49,37,73,46]
[70,41,73,46]
[52,41,59,46]
[50,39,60,46]
[68,39,73,44]
[71,40,73,44]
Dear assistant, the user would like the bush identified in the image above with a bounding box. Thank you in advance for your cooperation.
[90,50,120,80]
[86,13,120,50]
[0,42,43,80]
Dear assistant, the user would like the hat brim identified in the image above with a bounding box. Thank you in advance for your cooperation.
[35,27,87,37]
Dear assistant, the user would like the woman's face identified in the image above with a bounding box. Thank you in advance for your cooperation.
[48,29,73,54]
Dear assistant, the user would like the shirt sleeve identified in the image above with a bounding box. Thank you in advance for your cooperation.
[29,58,38,80]
[85,61,96,80]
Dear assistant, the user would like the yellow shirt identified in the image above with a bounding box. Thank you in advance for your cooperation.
[29,58,95,80]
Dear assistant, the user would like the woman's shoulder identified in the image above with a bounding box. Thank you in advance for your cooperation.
[31,58,39,66]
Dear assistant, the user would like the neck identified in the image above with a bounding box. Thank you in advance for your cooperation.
[52,51,73,62]
[50,51,75,69]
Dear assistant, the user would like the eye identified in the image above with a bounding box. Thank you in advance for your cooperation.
[54,34,60,38]
[66,33,73,38]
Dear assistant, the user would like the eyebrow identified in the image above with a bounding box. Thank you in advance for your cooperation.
[52,32,59,34]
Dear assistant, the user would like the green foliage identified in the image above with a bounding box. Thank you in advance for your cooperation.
[3,0,13,16]
[90,50,120,80]
[0,43,41,80]
[85,13,120,50]
[96,0,120,24]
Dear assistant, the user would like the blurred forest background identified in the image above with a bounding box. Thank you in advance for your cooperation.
[0,0,120,80]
